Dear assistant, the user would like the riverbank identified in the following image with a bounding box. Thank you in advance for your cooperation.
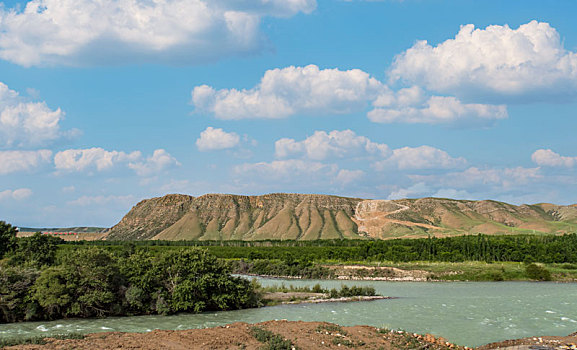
[4,320,577,350]
[242,261,577,282]
[1,320,464,349]
[2,280,576,347]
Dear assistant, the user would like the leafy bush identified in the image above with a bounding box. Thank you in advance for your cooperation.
[1,246,261,323]
[525,263,552,281]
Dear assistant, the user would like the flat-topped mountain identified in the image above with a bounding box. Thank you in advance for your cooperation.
[106,193,577,240]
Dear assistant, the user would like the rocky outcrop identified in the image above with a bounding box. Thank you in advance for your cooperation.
[107,194,195,240]
[106,193,577,241]
[152,193,363,241]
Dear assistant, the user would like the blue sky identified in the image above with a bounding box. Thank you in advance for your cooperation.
[1,0,576,227]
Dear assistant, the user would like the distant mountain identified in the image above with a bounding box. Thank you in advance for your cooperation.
[106,193,577,241]
[18,227,109,233]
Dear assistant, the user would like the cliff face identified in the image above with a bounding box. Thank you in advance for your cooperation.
[106,193,577,241]
[152,193,363,241]
[107,194,195,240]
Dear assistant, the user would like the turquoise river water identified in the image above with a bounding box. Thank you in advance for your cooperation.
[1,277,577,347]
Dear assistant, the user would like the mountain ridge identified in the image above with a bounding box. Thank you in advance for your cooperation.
[106,193,577,241]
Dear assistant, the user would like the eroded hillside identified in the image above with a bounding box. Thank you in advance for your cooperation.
[106,193,577,240]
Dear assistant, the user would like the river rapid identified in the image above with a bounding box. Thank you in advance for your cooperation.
[1,278,576,347]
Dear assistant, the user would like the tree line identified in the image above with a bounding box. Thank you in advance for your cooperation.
[71,233,577,263]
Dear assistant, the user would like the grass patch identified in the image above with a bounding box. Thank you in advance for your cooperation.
[0,333,85,347]
[316,323,346,335]
[250,326,298,350]
[259,283,325,294]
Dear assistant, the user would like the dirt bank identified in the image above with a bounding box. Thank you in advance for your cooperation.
[326,264,433,281]
[4,320,463,350]
[4,321,577,349]
[478,332,577,349]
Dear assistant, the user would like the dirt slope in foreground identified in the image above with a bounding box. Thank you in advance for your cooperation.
[5,321,577,349]
[6,320,462,350]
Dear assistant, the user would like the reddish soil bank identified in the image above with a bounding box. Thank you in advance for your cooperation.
[5,320,463,350]
[5,321,577,350]
[478,332,577,349]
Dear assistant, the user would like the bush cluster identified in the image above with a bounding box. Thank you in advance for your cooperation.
[0,222,260,323]
[232,258,334,279]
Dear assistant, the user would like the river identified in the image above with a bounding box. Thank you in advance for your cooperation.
[1,278,576,347]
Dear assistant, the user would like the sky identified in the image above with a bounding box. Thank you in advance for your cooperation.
[1,0,576,227]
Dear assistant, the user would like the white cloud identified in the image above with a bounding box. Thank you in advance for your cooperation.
[532,149,577,168]
[275,129,389,160]
[335,169,364,185]
[192,64,384,119]
[0,188,32,201]
[432,188,472,199]
[0,0,315,67]
[61,185,75,193]
[0,82,74,148]
[390,21,577,102]
[369,87,507,125]
[128,149,180,176]
[196,127,240,151]
[388,182,430,200]
[54,147,141,172]
[373,145,467,170]
[54,147,178,176]
[193,64,506,126]
[233,159,338,180]
[411,166,542,190]
[67,194,135,207]
[0,150,52,174]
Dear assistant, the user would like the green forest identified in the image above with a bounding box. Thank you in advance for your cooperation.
[74,233,577,263]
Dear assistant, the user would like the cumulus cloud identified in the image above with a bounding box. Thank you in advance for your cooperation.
[233,159,338,181]
[432,188,472,199]
[128,149,180,176]
[0,82,75,148]
[54,147,178,175]
[54,147,141,172]
[411,166,542,190]
[532,149,577,168]
[390,21,577,102]
[0,188,33,201]
[193,65,505,126]
[335,169,364,185]
[0,0,315,67]
[0,150,52,174]
[387,182,430,200]
[196,127,240,151]
[373,145,467,170]
[192,64,384,119]
[368,86,507,125]
[275,129,389,160]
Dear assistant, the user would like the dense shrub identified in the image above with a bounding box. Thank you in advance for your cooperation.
[525,263,552,281]
[1,245,260,323]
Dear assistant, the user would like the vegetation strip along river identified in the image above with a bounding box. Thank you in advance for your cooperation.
[2,277,577,348]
